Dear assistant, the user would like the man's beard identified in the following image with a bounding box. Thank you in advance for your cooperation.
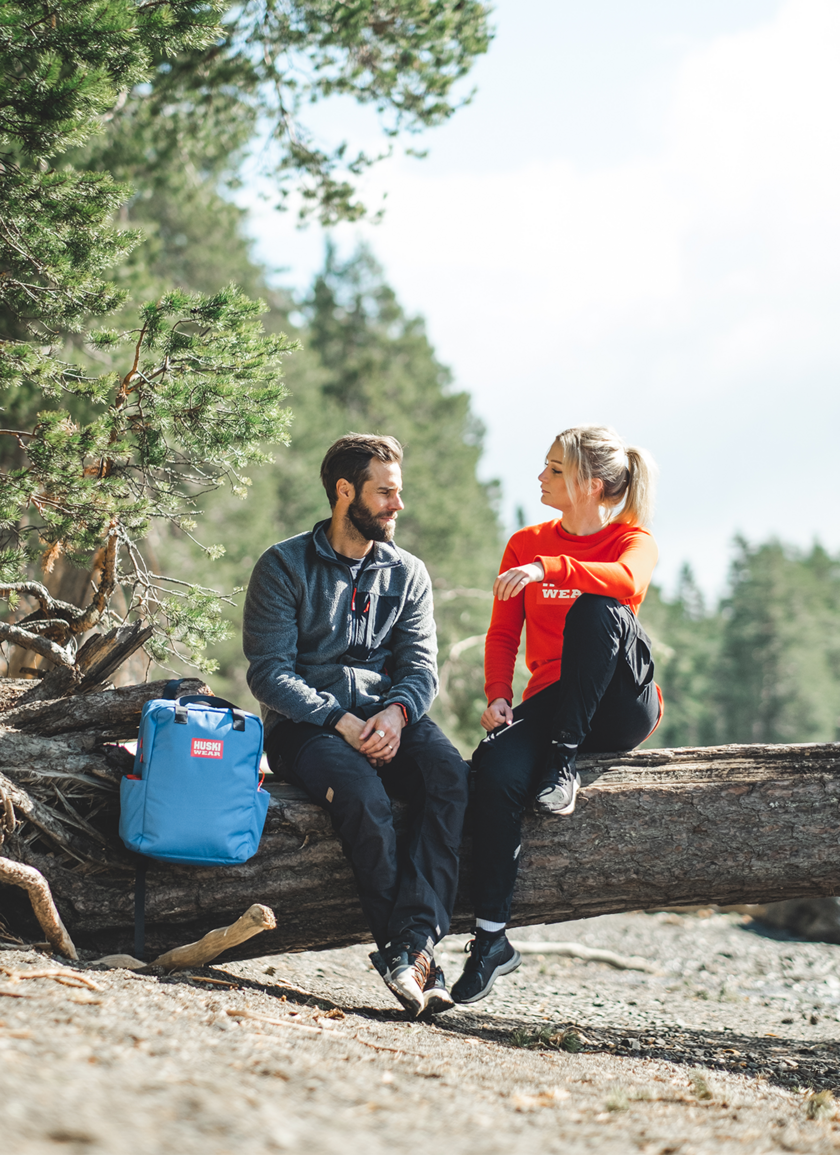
[347,496,395,543]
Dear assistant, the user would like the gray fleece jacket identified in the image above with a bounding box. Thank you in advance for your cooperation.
[243,520,438,741]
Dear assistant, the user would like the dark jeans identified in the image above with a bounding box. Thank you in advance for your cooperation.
[471,594,661,924]
[266,714,469,951]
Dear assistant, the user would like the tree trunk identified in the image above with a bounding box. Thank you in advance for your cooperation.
[3,733,840,960]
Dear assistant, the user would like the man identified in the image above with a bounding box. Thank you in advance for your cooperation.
[243,433,470,1015]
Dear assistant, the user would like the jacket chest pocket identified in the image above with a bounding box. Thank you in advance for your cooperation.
[370,594,401,643]
[346,593,401,661]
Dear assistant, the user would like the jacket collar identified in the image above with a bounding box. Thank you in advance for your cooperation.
[311,519,402,571]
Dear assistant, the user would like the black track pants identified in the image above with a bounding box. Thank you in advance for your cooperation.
[267,715,469,951]
[471,594,660,924]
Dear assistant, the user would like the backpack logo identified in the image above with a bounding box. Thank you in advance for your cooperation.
[191,738,224,759]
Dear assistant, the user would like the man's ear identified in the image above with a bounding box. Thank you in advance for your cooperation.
[335,477,355,505]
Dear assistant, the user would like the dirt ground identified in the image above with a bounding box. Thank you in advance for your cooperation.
[4,909,840,1154]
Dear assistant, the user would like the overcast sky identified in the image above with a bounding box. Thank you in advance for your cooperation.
[241,0,840,599]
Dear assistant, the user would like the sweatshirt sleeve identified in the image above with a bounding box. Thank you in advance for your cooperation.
[483,538,525,705]
[536,528,658,601]
[243,547,346,728]
[380,559,438,724]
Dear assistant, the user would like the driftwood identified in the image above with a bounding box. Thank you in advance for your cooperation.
[151,903,277,970]
[3,726,840,960]
[507,941,655,972]
[0,858,77,959]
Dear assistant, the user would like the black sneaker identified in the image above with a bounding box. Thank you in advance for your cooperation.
[534,742,580,816]
[374,941,432,1016]
[422,963,455,1015]
[450,933,521,1004]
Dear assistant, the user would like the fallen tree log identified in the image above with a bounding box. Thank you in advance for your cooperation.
[0,677,209,740]
[3,735,840,960]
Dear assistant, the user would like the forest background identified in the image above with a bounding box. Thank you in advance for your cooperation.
[2,1,839,756]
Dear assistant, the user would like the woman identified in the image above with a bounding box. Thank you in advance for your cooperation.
[451,425,662,1005]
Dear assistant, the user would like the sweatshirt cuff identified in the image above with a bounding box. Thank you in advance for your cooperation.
[383,698,412,726]
[324,707,346,730]
[536,554,570,581]
[485,682,513,705]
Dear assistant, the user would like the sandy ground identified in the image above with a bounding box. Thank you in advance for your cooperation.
[4,910,840,1154]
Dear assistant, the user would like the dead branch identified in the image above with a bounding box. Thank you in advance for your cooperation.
[70,526,118,635]
[0,966,100,989]
[0,622,74,668]
[0,857,77,960]
[507,941,656,973]
[151,904,277,971]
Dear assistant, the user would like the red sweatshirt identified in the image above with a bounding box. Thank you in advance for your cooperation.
[485,518,659,705]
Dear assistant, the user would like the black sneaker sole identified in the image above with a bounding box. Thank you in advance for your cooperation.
[451,949,522,1005]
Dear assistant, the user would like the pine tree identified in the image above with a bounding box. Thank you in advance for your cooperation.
[0,2,295,674]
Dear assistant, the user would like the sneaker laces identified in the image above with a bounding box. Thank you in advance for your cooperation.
[464,936,495,962]
[411,949,432,986]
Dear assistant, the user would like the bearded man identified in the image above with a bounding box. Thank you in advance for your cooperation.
[243,433,469,1015]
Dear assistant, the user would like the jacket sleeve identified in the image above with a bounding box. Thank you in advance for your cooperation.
[380,559,438,724]
[535,528,658,601]
[483,538,525,705]
[243,548,346,728]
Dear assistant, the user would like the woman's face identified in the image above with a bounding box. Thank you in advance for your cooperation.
[538,443,574,511]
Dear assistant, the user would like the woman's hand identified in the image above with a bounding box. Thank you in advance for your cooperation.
[481,698,514,731]
[493,560,545,601]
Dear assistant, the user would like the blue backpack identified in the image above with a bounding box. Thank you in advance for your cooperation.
[120,683,269,867]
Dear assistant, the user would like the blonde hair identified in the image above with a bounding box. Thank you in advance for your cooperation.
[553,425,658,526]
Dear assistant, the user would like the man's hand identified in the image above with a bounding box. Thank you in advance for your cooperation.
[335,704,405,765]
[481,697,514,731]
[334,712,368,751]
[493,560,545,601]
[359,704,405,764]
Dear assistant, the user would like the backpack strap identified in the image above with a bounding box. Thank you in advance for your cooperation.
[163,678,186,700]
[134,860,147,961]
[173,694,248,731]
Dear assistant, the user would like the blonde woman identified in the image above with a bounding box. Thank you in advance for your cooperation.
[452,425,663,1005]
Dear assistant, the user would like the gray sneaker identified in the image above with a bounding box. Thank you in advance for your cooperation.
[535,743,580,816]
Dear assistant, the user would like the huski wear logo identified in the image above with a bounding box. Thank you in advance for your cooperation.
[540,584,582,601]
[191,738,224,759]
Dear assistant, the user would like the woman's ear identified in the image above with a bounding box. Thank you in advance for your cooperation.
[589,477,605,501]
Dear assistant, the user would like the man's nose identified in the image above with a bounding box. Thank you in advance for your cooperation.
[392,494,405,511]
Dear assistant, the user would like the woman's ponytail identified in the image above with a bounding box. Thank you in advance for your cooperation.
[621,445,658,527]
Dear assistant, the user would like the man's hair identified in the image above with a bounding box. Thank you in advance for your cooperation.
[320,433,403,508]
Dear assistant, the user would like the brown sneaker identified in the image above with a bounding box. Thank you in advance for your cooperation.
[380,941,432,1016]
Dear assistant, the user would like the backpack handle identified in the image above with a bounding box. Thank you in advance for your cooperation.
[172,693,249,732]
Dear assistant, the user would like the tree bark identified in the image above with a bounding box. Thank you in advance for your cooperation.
[3,739,840,960]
